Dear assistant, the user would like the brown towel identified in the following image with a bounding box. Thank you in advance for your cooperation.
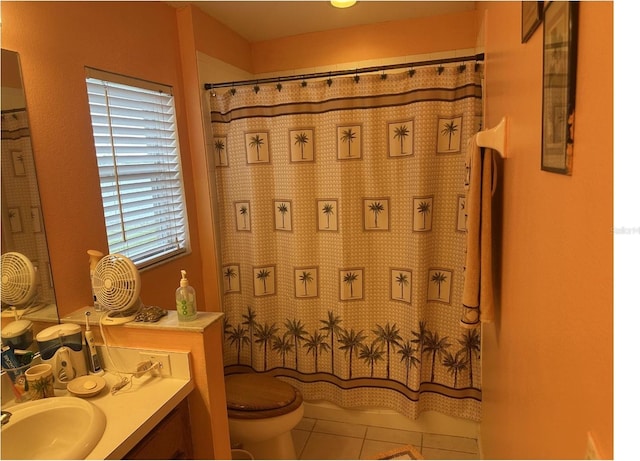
[461,136,496,327]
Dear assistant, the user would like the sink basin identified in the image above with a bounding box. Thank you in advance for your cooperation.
[1,396,106,460]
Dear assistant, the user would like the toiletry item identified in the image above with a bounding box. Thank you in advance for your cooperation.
[88,249,104,311]
[1,319,34,351]
[176,270,197,322]
[1,345,30,402]
[25,363,55,400]
[84,311,103,375]
[36,324,87,389]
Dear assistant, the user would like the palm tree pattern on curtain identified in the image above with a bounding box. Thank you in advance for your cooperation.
[210,64,483,421]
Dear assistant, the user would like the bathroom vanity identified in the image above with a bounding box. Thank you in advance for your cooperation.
[60,308,231,459]
[1,346,194,460]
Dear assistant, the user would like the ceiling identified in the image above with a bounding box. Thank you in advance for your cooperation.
[173,1,477,42]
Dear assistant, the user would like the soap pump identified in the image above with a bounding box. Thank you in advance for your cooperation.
[176,270,197,322]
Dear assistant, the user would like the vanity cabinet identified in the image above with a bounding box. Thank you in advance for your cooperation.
[124,398,193,460]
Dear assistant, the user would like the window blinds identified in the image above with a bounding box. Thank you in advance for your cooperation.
[86,71,188,268]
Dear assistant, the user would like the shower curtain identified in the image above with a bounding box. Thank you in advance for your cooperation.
[209,62,483,421]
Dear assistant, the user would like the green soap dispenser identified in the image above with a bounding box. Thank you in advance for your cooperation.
[176,270,197,322]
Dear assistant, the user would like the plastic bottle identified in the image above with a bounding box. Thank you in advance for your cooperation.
[176,270,197,322]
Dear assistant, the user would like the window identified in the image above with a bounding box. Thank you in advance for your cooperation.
[86,68,189,268]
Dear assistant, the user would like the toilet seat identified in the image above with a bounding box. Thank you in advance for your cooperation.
[225,374,303,419]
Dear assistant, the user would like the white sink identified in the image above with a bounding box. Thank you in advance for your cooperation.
[1,396,106,460]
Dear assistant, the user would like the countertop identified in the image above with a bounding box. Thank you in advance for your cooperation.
[2,348,193,460]
[83,372,194,459]
[61,306,224,333]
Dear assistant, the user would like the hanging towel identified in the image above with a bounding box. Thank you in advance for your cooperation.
[461,136,497,328]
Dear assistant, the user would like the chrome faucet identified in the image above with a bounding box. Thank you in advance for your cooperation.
[1,410,12,425]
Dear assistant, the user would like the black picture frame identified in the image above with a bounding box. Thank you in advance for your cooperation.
[522,1,543,43]
[541,1,579,175]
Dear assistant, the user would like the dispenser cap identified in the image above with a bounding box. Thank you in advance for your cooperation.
[88,250,104,270]
[180,270,188,287]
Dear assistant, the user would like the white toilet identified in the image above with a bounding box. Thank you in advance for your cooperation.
[225,373,304,460]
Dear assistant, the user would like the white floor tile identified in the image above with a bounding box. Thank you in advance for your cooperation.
[365,426,422,446]
[292,429,311,459]
[422,447,481,460]
[300,432,364,460]
[422,433,478,453]
[314,419,368,438]
[295,417,317,431]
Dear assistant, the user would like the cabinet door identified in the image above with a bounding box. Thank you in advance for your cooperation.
[125,398,194,460]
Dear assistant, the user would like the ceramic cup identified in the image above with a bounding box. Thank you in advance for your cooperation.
[25,363,55,400]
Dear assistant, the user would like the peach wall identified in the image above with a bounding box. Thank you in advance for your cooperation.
[479,2,613,459]
[174,5,224,314]
[1,1,205,318]
[188,4,253,73]
[250,9,478,73]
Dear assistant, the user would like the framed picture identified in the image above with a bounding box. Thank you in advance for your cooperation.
[522,1,543,43]
[541,1,579,174]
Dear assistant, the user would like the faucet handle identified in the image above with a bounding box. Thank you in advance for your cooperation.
[1,410,12,425]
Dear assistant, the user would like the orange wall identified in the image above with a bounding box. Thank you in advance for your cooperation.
[1,1,205,317]
[250,9,478,73]
[479,2,613,459]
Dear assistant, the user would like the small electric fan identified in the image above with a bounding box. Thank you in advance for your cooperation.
[92,253,141,325]
[1,252,37,310]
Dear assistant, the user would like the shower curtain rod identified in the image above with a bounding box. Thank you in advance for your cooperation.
[204,53,484,90]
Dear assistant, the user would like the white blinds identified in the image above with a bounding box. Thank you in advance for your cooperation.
[86,73,188,268]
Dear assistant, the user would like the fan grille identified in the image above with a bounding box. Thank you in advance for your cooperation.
[1,252,36,306]
[92,254,141,312]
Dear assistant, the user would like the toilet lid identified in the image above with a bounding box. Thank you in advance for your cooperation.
[225,374,297,411]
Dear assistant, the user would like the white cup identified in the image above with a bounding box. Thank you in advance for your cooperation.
[25,363,55,400]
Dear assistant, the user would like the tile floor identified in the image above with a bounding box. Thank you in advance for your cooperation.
[292,416,481,460]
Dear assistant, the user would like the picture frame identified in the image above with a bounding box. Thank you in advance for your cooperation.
[521,1,543,43]
[541,1,579,175]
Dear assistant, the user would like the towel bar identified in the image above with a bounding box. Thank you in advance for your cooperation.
[475,117,507,158]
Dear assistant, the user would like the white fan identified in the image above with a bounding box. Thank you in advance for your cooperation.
[92,253,141,325]
[1,252,37,308]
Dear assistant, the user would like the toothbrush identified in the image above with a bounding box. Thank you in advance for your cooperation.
[84,311,103,374]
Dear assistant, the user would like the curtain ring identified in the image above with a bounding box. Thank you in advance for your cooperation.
[437,66,444,75]
[408,68,416,78]
[458,64,467,73]
[353,71,360,84]
[276,78,283,92]
[230,84,236,96]
[380,71,387,80]
[253,82,260,94]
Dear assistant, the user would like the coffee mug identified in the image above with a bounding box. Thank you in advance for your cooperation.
[25,363,55,400]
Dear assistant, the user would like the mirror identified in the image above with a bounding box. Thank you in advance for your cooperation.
[1,49,59,323]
